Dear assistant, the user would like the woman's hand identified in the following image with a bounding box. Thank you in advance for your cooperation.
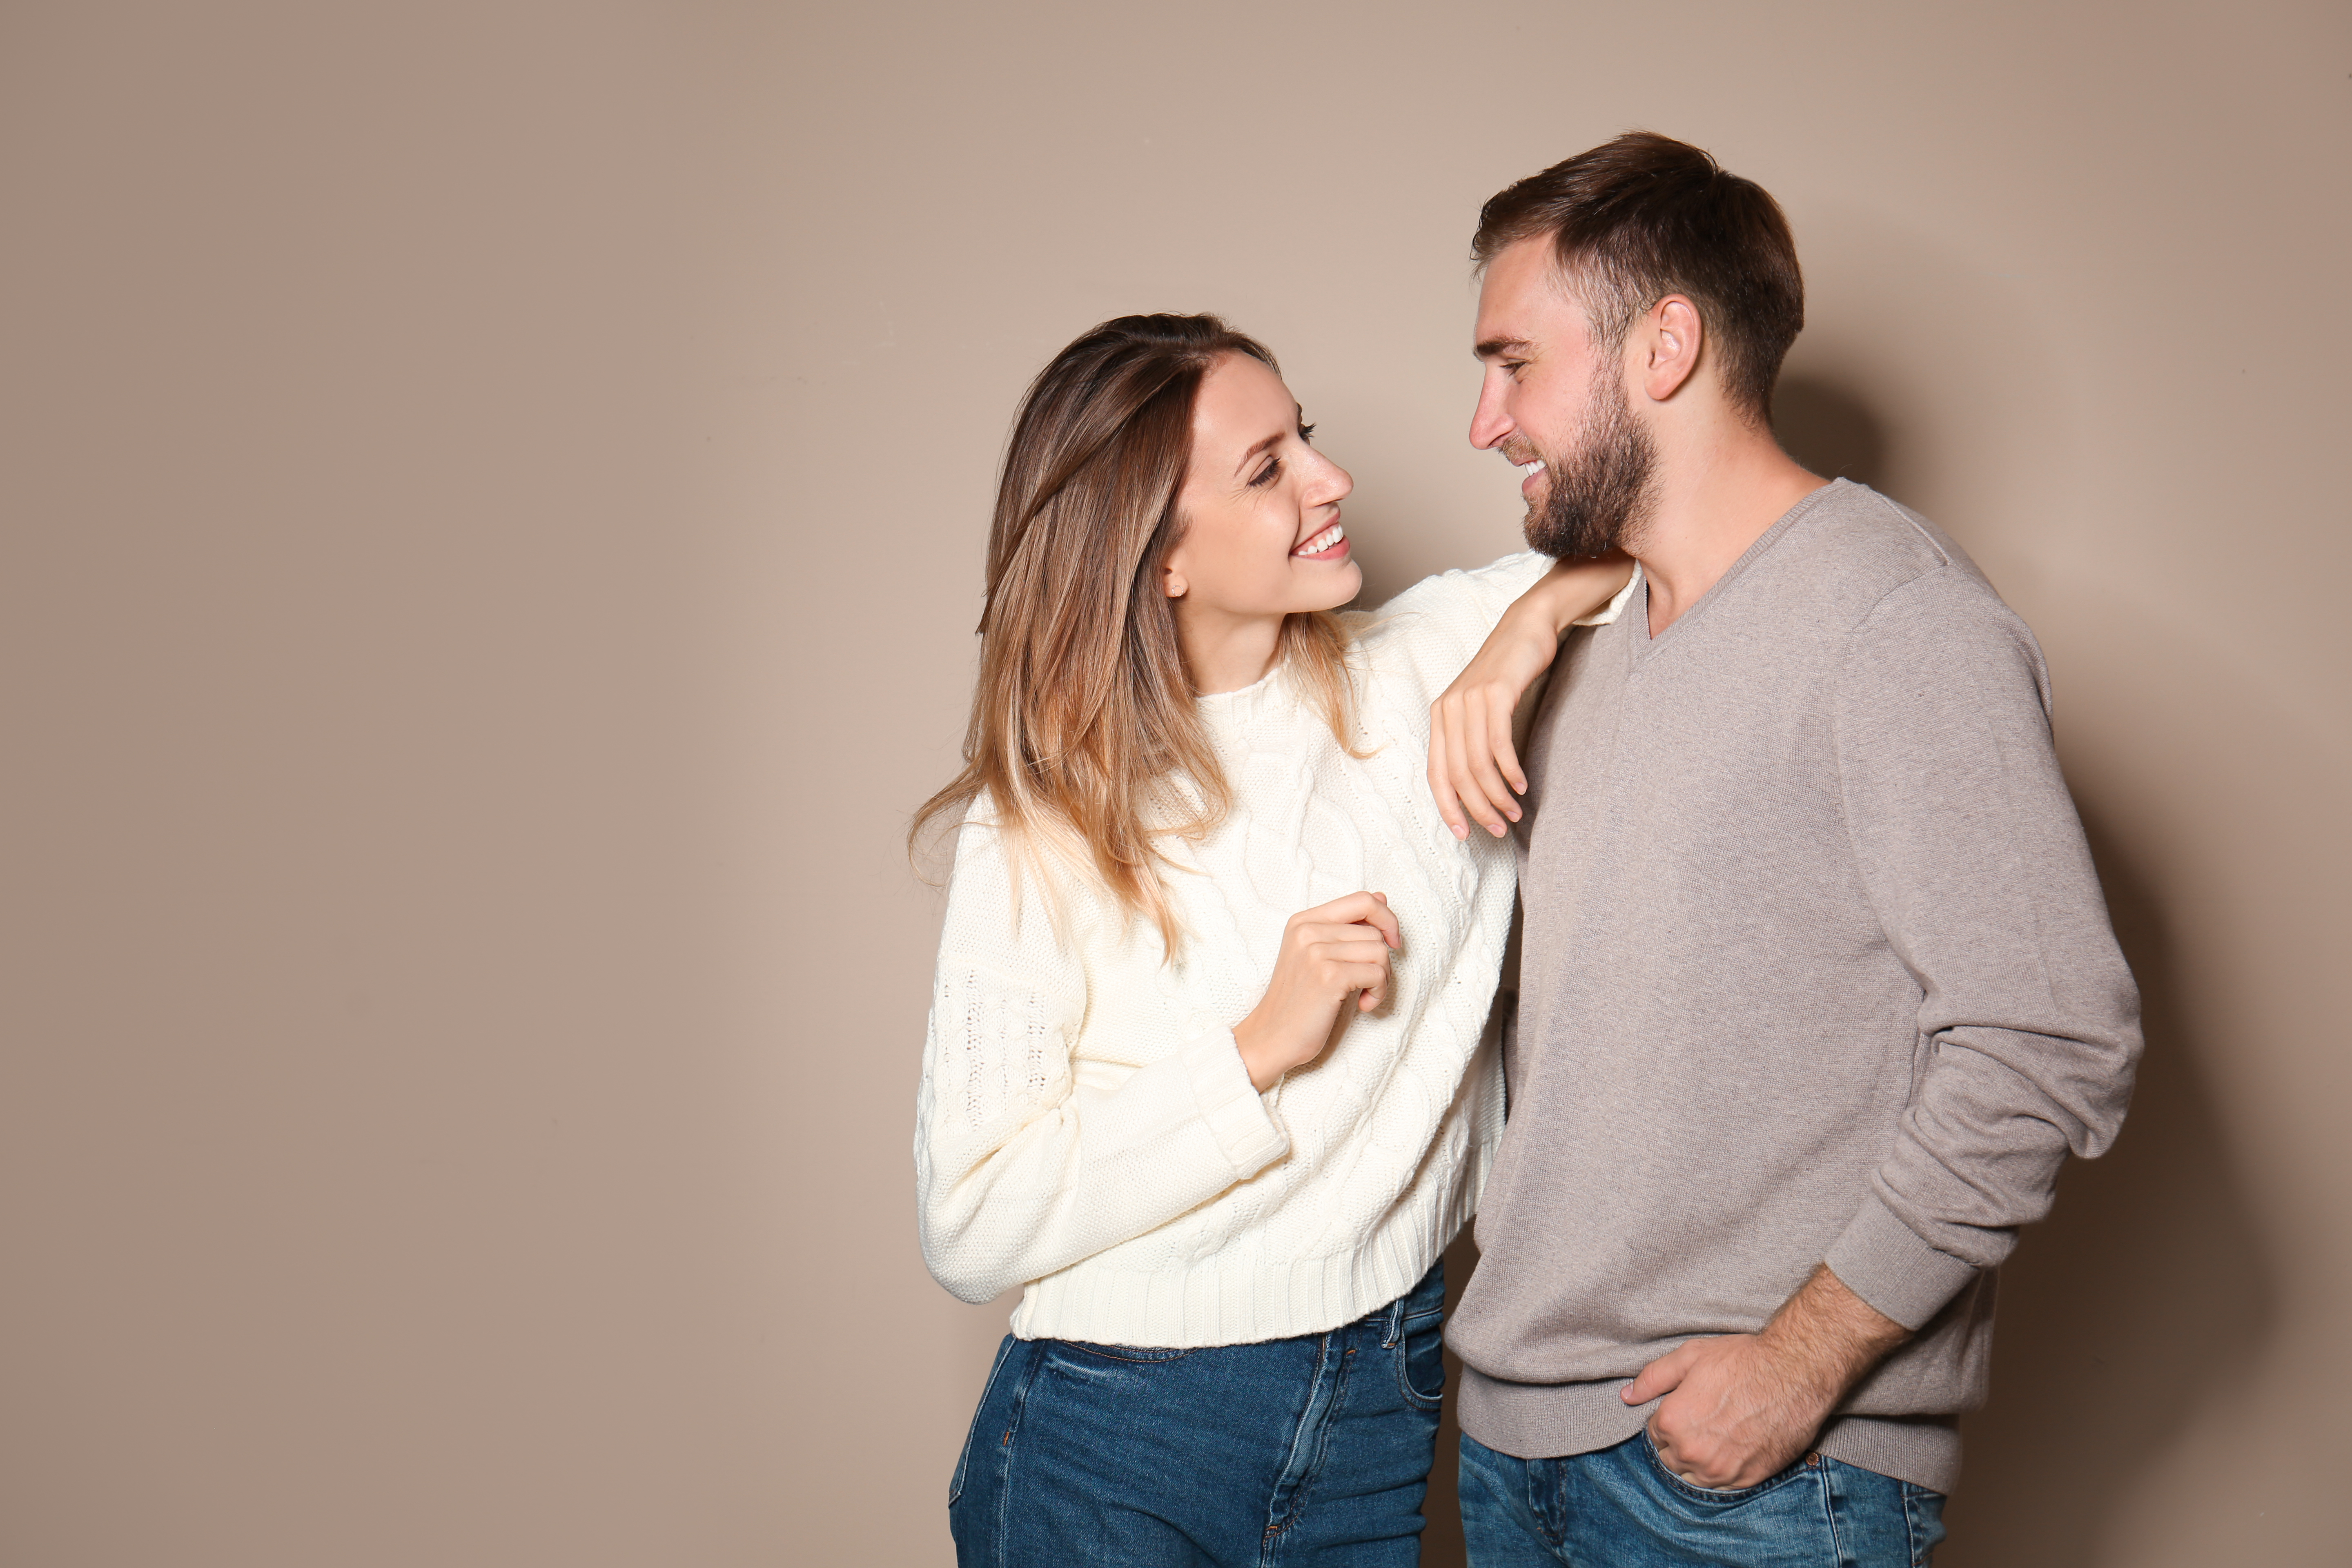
[1233,892,1401,1091]
[1429,554,1634,840]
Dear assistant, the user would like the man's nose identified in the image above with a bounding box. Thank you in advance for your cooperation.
[1469,380,1512,450]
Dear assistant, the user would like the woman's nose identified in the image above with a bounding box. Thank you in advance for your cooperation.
[1312,453,1354,505]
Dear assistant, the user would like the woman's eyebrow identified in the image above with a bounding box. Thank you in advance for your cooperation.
[1234,430,1284,472]
[1230,405,1305,476]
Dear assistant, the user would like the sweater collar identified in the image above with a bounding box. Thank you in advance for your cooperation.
[1194,661,1289,735]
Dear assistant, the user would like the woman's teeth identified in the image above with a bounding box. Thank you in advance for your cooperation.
[1293,523,1346,557]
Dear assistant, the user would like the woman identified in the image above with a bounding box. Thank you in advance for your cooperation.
[914,314,1631,1565]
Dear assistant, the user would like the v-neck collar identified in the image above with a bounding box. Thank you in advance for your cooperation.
[1631,481,1844,665]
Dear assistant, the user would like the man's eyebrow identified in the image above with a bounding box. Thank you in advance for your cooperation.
[1475,336,1532,360]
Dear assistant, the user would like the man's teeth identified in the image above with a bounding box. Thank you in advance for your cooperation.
[1517,459,1546,477]
[1294,523,1346,556]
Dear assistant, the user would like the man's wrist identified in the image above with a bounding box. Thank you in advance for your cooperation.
[1756,1264,1911,1405]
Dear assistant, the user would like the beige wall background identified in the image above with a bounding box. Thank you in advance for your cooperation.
[4,2,2346,1564]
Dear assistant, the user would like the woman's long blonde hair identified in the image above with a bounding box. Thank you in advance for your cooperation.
[912,314,1359,953]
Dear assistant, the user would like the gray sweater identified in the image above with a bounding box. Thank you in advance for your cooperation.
[1450,481,2140,1492]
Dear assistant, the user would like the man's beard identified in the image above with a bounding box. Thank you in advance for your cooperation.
[1523,373,1659,559]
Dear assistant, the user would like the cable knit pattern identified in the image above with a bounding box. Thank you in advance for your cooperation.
[915,553,1636,1347]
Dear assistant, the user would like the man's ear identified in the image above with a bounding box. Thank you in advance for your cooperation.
[1640,295,1704,404]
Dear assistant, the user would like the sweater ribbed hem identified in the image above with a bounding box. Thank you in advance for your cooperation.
[1457,1369,1963,1492]
[1011,1147,1482,1349]
[1824,1190,1980,1331]
[1179,1031,1287,1177]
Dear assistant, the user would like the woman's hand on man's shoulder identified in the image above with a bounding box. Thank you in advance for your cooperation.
[1428,554,1630,840]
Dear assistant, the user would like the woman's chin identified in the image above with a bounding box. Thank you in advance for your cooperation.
[1301,557,1363,610]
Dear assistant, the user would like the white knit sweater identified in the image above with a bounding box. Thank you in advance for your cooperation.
[915,552,1635,1347]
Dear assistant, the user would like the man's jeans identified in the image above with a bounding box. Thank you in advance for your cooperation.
[1457,1430,1947,1567]
[948,1262,1446,1566]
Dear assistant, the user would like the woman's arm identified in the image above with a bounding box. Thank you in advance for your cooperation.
[916,833,1404,1305]
[918,983,1290,1304]
[1427,555,1635,840]
[915,852,1287,1303]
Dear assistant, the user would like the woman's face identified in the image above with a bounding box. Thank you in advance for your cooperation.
[1163,354,1359,623]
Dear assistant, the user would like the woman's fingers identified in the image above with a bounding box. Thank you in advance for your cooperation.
[1299,932,1392,1004]
[1277,894,1403,1018]
[1360,895,1401,951]
[1427,711,1468,841]
[1319,944,1392,1010]
[1295,930,1396,977]
[1433,679,1533,843]
[1311,936,1393,966]
[1305,893,1401,950]
[1438,697,1486,840]
[1441,696,1495,838]
[1488,687,1529,797]
[1454,691,1521,836]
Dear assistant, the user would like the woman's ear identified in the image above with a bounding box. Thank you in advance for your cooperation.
[1163,564,1187,599]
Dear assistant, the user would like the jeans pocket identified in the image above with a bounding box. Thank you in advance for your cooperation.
[1902,1481,1948,1565]
[1639,1430,1807,1506]
[1397,1311,1447,1411]
[949,1335,1019,1506]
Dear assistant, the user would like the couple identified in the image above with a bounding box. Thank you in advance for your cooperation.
[913,133,2140,1567]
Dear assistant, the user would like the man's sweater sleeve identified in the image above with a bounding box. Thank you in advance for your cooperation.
[1823,569,2142,1330]
[913,820,1289,1306]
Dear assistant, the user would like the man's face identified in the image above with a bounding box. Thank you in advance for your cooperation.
[1469,237,1657,558]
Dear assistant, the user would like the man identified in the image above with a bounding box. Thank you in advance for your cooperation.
[1425,133,2141,1564]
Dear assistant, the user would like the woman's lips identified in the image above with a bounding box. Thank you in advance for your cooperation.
[1293,521,1350,560]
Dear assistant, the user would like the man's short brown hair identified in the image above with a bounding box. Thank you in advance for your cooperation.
[1474,131,1803,422]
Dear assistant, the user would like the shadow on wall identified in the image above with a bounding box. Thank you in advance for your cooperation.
[1773,373,2279,1559]
[1772,372,1890,490]
[1420,379,2280,1568]
[1936,806,2277,1567]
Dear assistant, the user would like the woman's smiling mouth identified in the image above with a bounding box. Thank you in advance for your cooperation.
[1292,522,1349,560]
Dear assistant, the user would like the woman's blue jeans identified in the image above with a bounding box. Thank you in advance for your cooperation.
[949,1261,1447,1566]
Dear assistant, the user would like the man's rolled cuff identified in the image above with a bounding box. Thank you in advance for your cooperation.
[1823,1190,1981,1331]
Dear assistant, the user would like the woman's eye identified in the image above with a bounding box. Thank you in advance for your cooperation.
[1249,457,1283,488]
[1298,423,1316,442]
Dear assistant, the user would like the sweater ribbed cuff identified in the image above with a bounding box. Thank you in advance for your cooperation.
[1180,1031,1288,1177]
[1823,1190,1979,1332]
